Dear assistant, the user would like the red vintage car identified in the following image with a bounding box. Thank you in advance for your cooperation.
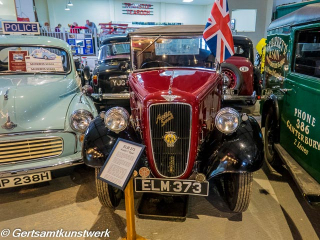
[222,35,262,105]
[82,25,263,213]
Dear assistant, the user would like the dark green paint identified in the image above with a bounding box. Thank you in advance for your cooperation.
[262,22,320,183]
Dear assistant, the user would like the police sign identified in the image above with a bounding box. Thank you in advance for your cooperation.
[2,22,40,35]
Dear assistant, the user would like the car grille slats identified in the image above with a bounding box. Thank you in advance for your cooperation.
[149,104,191,177]
[0,137,63,163]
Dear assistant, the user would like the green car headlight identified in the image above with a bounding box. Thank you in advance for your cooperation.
[70,109,94,133]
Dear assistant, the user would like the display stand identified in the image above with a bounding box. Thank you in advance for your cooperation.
[122,177,146,240]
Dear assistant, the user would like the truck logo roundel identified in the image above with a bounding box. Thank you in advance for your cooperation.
[239,66,249,72]
[163,131,179,147]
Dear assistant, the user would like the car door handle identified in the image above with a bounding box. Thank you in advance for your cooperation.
[280,88,292,94]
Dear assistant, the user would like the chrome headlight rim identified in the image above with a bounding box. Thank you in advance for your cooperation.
[104,107,129,134]
[70,109,94,133]
[215,107,240,134]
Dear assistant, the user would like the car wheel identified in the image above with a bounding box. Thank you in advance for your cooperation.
[224,173,253,213]
[221,62,244,91]
[264,108,283,171]
[95,168,123,208]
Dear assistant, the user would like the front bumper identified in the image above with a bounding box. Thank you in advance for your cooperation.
[223,91,256,101]
[91,93,130,101]
[0,152,83,178]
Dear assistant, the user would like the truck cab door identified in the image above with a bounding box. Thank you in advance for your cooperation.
[279,26,320,183]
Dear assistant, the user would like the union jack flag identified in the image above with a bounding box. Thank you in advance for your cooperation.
[203,0,234,63]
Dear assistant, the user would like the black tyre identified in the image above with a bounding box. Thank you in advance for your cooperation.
[264,108,283,171]
[221,62,244,91]
[95,168,123,208]
[224,173,253,213]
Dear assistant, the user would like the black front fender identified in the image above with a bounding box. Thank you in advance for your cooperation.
[82,116,139,168]
[200,116,264,180]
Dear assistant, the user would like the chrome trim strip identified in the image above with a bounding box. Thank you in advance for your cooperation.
[148,102,192,178]
[132,66,217,73]
[91,93,131,100]
[0,158,83,178]
[223,91,256,101]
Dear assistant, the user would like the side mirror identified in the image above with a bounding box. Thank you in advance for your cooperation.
[83,66,91,81]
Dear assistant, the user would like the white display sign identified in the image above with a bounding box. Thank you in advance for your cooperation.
[98,139,145,190]
[25,48,64,72]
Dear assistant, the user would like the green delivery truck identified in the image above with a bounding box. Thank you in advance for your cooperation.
[261,4,320,205]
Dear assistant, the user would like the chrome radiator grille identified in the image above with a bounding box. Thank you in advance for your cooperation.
[149,103,191,177]
[0,137,63,163]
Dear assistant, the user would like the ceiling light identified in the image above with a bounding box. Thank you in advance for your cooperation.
[65,5,70,10]
[183,0,193,2]
[67,0,73,6]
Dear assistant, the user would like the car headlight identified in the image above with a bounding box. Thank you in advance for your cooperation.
[215,108,240,134]
[70,110,94,133]
[104,107,129,133]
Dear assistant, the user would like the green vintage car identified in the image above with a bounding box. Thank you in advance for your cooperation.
[0,35,98,188]
[261,4,320,205]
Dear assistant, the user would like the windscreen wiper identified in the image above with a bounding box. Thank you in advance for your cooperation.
[137,35,162,57]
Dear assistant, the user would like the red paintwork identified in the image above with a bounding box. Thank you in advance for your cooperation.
[225,56,254,95]
[129,68,222,179]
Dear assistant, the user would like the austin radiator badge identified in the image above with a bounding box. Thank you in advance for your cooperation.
[156,111,174,127]
[163,131,179,147]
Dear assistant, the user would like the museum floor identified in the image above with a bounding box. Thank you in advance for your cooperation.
[1,110,320,240]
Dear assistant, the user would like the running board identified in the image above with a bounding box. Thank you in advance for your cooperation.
[274,144,320,206]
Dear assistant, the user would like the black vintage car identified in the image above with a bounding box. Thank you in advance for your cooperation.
[91,35,131,110]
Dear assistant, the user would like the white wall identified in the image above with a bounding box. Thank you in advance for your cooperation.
[37,0,111,29]
[0,0,16,23]
[15,0,35,22]
[164,3,207,25]
[35,0,49,26]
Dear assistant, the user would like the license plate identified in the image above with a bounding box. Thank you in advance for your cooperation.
[0,171,52,189]
[110,79,126,87]
[134,178,209,196]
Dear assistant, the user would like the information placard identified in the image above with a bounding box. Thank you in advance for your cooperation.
[98,138,145,191]
[8,50,28,71]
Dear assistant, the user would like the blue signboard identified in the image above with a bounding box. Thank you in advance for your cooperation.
[2,22,40,35]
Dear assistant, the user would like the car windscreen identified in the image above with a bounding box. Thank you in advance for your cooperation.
[131,36,216,70]
[99,43,130,61]
[0,46,70,74]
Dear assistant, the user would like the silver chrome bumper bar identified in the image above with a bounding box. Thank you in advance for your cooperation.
[91,93,130,100]
[0,153,83,178]
[223,91,256,101]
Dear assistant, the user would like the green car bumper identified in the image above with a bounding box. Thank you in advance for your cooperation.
[0,152,83,178]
